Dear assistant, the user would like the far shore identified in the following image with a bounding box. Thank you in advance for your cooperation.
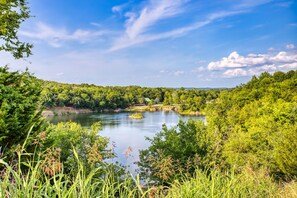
[42,105,205,117]
[42,107,94,117]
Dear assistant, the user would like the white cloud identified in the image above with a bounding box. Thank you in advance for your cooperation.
[248,64,277,75]
[286,43,295,49]
[223,68,248,78]
[279,62,297,69]
[207,10,247,21]
[235,0,272,9]
[109,0,187,51]
[19,22,109,47]
[223,64,279,78]
[209,49,297,78]
[112,3,129,13]
[125,0,186,39]
[208,51,297,71]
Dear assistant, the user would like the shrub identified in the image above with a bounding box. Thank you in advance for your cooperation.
[0,66,44,153]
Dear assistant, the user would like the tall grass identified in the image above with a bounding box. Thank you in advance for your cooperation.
[0,150,151,198]
[165,168,297,198]
[1,156,297,197]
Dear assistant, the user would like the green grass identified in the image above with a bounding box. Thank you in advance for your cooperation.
[0,152,150,198]
[1,154,296,198]
[165,168,297,198]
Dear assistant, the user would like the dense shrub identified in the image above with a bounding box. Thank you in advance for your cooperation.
[138,120,210,184]
[0,66,44,153]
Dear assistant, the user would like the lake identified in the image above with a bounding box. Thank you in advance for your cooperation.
[47,111,205,173]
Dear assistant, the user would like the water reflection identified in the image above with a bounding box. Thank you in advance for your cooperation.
[47,111,205,174]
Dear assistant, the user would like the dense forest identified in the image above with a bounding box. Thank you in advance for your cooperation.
[41,80,220,114]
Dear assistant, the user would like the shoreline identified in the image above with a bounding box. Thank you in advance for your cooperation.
[42,107,94,117]
[42,105,205,117]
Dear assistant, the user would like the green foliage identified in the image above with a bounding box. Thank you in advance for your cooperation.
[138,120,209,184]
[139,70,297,185]
[206,70,297,179]
[163,89,220,113]
[41,81,220,114]
[165,168,295,198]
[39,122,113,173]
[1,155,296,197]
[0,0,32,59]
[0,151,148,198]
[0,66,44,151]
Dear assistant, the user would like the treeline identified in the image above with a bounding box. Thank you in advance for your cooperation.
[139,70,297,184]
[41,81,220,113]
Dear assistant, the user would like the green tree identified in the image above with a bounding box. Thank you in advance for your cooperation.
[206,70,297,179]
[0,0,32,59]
[41,122,113,173]
[138,120,209,184]
[0,66,43,151]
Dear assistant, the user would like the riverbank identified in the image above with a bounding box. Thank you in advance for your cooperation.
[42,107,94,117]
[42,105,205,117]
[125,104,205,116]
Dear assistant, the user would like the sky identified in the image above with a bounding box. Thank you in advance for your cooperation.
[0,0,297,88]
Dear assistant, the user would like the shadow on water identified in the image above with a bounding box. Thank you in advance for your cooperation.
[46,111,205,174]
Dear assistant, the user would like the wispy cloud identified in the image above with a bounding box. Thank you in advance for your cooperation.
[126,0,187,39]
[159,69,186,76]
[112,2,130,13]
[109,0,267,52]
[20,22,110,47]
[273,0,293,8]
[109,0,187,51]
[174,70,185,76]
[286,43,295,49]
[234,0,272,9]
[192,66,206,73]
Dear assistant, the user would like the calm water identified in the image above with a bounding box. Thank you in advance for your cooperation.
[47,111,205,173]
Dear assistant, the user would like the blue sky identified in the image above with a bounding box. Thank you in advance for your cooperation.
[1,0,297,87]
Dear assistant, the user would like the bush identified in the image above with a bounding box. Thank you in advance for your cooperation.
[138,120,210,184]
[36,122,113,174]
